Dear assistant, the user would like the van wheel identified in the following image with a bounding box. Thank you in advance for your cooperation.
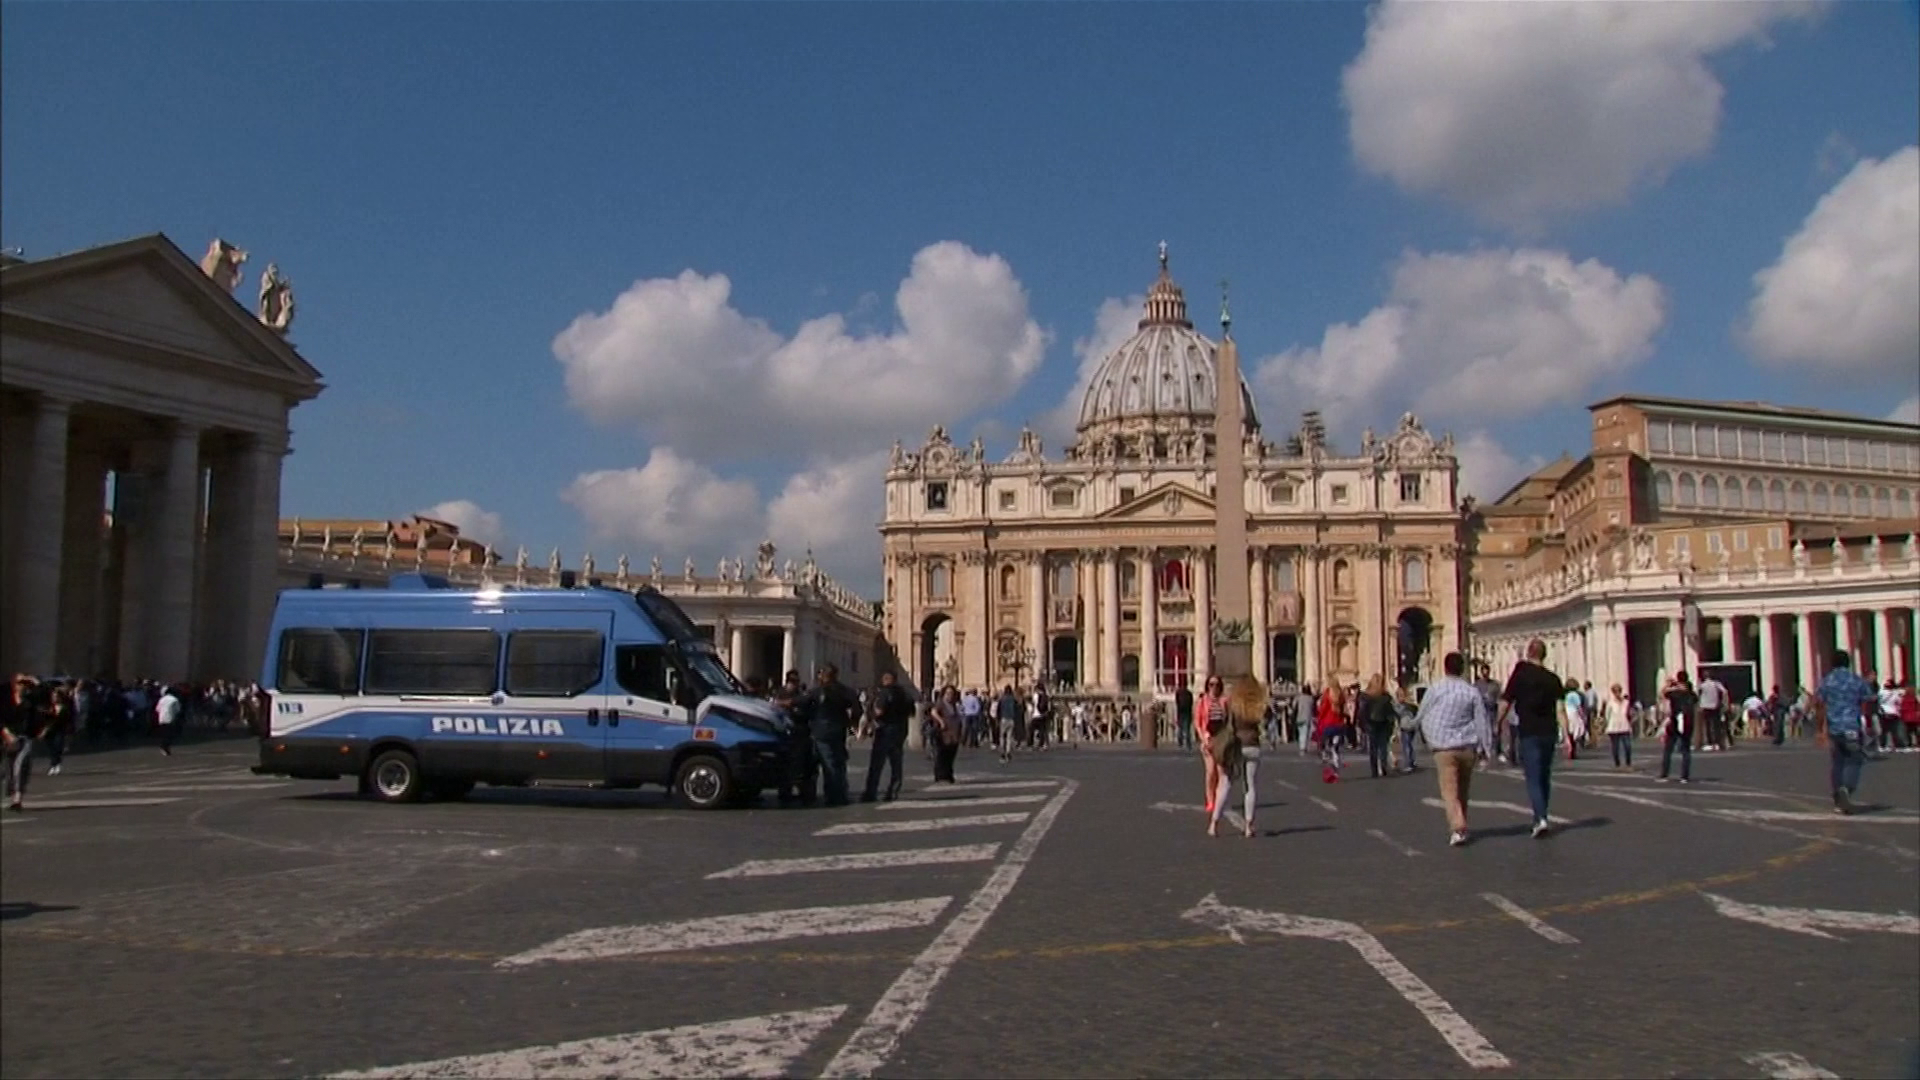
[673,755,732,810]
[429,779,474,801]
[366,750,423,803]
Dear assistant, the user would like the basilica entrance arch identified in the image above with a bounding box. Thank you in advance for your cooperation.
[919,612,957,692]
[1396,607,1435,687]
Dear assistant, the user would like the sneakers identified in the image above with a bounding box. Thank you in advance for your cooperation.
[1449,831,1469,847]
[47,764,61,776]
[1833,788,1856,816]
[1679,778,1691,785]
[1531,820,1551,839]
[1656,775,1672,782]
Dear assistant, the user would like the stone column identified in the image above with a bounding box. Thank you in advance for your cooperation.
[1100,550,1120,693]
[1079,553,1099,689]
[1754,615,1774,696]
[1606,618,1630,693]
[11,395,73,677]
[56,437,108,677]
[1837,610,1857,673]
[730,625,748,679]
[236,435,285,683]
[1249,547,1269,686]
[1299,549,1319,687]
[1026,552,1046,683]
[1873,608,1895,682]
[1663,616,1686,688]
[140,421,203,681]
[1796,612,1818,691]
[1139,549,1158,695]
[781,625,795,678]
[1193,548,1212,684]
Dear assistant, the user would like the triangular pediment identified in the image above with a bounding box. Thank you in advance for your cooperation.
[1096,482,1217,521]
[1,234,323,396]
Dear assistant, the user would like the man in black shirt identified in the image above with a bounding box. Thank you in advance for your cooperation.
[1498,639,1563,837]
[773,669,814,806]
[802,664,862,807]
[1658,672,1698,783]
[1174,680,1195,750]
[861,671,913,802]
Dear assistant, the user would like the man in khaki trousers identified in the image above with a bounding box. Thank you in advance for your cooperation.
[1414,652,1494,847]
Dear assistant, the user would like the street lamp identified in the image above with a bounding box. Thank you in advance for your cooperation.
[998,636,1038,692]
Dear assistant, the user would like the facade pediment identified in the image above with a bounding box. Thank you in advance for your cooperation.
[1095,482,1216,522]
[0,234,322,398]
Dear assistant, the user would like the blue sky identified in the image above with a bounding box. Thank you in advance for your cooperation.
[5,2,1917,593]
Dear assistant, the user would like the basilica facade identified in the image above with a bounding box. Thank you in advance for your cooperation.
[879,252,1467,699]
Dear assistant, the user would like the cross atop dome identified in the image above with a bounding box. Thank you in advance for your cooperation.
[1140,242,1191,329]
[1158,240,1168,273]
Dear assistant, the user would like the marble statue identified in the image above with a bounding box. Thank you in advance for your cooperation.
[548,548,561,577]
[582,552,596,579]
[969,437,985,465]
[616,554,629,582]
[783,558,796,579]
[890,440,905,468]
[684,556,696,583]
[382,531,396,562]
[289,517,303,548]
[200,239,247,293]
[1905,533,1918,563]
[650,555,662,586]
[756,540,777,579]
[515,546,530,572]
[1611,548,1625,575]
[322,525,334,553]
[1792,539,1808,569]
[1866,535,1882,566]
[350,527,366,558]
[257,262,295,335]
[1830,537,1845,564]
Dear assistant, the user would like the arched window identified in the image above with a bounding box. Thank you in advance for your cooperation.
[1788,481,1807,513]
[1677,473,1697,507]
[1120,559,1139,600]
[1051,560,1076,598]
[928,563,951,602]
[1332,559,1353,595]
[1747,478,1764,510]
[1655,471,1673,506]
[1702,475,1720,508]
[1270,557,1297,594]
[1854,485,1872,516]
[1897,489,1914,520]
[1403,556,1428,594]
[999,563,1018,601]
[1875,487,1893,517]
[1768,479,1786,512]
[1158,558,1186,594]
[1813,482,1830,513]
[1725,475,1744,509]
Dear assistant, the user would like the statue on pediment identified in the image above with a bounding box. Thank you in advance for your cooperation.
[616,553,629,583]
[515,545,529,572]
[684,556,697,583]
[547,548,561,578]
[969,437,985,465]
[1905,533,1918,564]
[200,239,247,293]
[1791,539,1808,569]
[350,527,366,558]
[1866,535,1882,566]
[321,525,334,553]
[257,262,295,335]
[890,440,905,468]
[1830,537,1845,565]
[582,552,596,579]
[649,555,662,586]
[756,540,777,579]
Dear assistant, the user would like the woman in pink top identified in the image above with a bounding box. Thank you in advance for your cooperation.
[1198,676,1230,813]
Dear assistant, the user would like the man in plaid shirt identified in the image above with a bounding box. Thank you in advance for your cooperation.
[1415,652,1494,847]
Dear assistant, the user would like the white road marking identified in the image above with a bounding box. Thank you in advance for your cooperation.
[922,779,1058,791]
[1710,809,1920,824]
[1275,779,1299,790]
[496,897,952,968]
[1532,780,1917,861]
[1480,893,1579,944]
[821,779,1078,1078]
[0,817,29,826]
[1183,893,1509,1069]
[878,794,1044,811]
[329,1005,848,1079]
[1422,797,1569,825]
[1309,796,1338,812]
[15,797,182,810]
[1743,1050,1840,1079]
[1703,893,1920,940]
[105,782,291,793]
[707,844,1000,879]
[814,813,1030,836]
[1366,829,1423,857]
[1150,801,1202,813]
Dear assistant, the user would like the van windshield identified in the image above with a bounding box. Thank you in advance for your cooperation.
[632,588,703,644]
[680,646,743,698]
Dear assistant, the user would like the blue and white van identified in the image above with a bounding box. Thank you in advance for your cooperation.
[253,574,789,809]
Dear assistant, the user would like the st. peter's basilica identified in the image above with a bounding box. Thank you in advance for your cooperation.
[879,248,1467,698]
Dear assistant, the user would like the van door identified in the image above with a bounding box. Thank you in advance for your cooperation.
[497,618,614,782]
[608,643,692,786]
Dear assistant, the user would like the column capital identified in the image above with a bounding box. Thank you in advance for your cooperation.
[32,391,77,415]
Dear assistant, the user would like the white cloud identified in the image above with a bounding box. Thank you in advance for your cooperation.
[1890,396,1920,425]
[1454,431,1547,504]
[1744,147,1920,379]
[766,452,890,584]
[1253,248,1666,435]
[417,500,505,547]
[562,448,763,557]
[553,242,1048,460]
[1343,0,1822,230]
[1039,293,1145,447]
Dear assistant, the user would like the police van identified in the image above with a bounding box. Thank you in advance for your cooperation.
[254,574,789,809]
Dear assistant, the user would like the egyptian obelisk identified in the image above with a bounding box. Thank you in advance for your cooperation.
[1210,285,1254,681]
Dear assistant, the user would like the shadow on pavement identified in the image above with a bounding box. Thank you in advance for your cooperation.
[1259,824,1334,838]
[0,902,80,922]
[1476,816,1613,839]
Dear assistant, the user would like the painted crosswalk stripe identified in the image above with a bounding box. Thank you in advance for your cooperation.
[107,782,291,793]
[1367,829,1423,857]
[494,897,952,968]
[708,844,1001,879]
[1481,893,1579,944]
[1309,796,1338,813]
[1711,809,1919,825]
[1743,1051,1839,1079]
[330,1005,849,1079]
[1423,797,1570,826]
[920,779,1057,791]
[13,797,181,810]
[878,794,1044,811]
[815,812,1030,836]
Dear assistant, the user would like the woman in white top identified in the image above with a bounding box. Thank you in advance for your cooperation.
[1562,677,1587,761]
[1603,683,1633,769]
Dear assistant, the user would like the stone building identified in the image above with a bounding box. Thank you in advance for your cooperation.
[0,235,323,681]
[276,521,883,688]
[879,249,1466,697]
[1468,395,1920,703]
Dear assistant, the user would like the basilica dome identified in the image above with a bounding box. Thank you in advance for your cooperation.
[1075,247,1259,439]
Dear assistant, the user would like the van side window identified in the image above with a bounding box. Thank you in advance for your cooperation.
[277,628,364,693]
[506,631,604,697]
[615,644,672,702]
[365,629,500,695]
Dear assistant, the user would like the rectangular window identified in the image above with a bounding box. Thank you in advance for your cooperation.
[1398,473,1422,502]
[1768,527,1784,550]
[1734,531,1749,552]
[365,629,499,696]
[1707,532,1724,554]
[1271,558,1297,593]
[1870,441,1890,469]
[997,489,1016,511]
[276,628,364,694]
[1743,428,1763,461]
[1267,480,1296,504]
[1673,535,1690,557]
[925,482,949,511]
[1848,439,1868,467]
[615,643,674,703]
[1808,437,1827,466]
[1786,433,1806,464]
[1764,430,1783,463]
[1118,486,1136,503]
[1049,486,1078,509]
[1648,421,1670,453]
[505,630,605,697]
[1674,424,1695,455]
[1330,483,1351,505]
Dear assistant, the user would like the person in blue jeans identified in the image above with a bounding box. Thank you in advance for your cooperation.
[801,663,862,808]
[1813,651,1878,815]
[1498,639,1564,838]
